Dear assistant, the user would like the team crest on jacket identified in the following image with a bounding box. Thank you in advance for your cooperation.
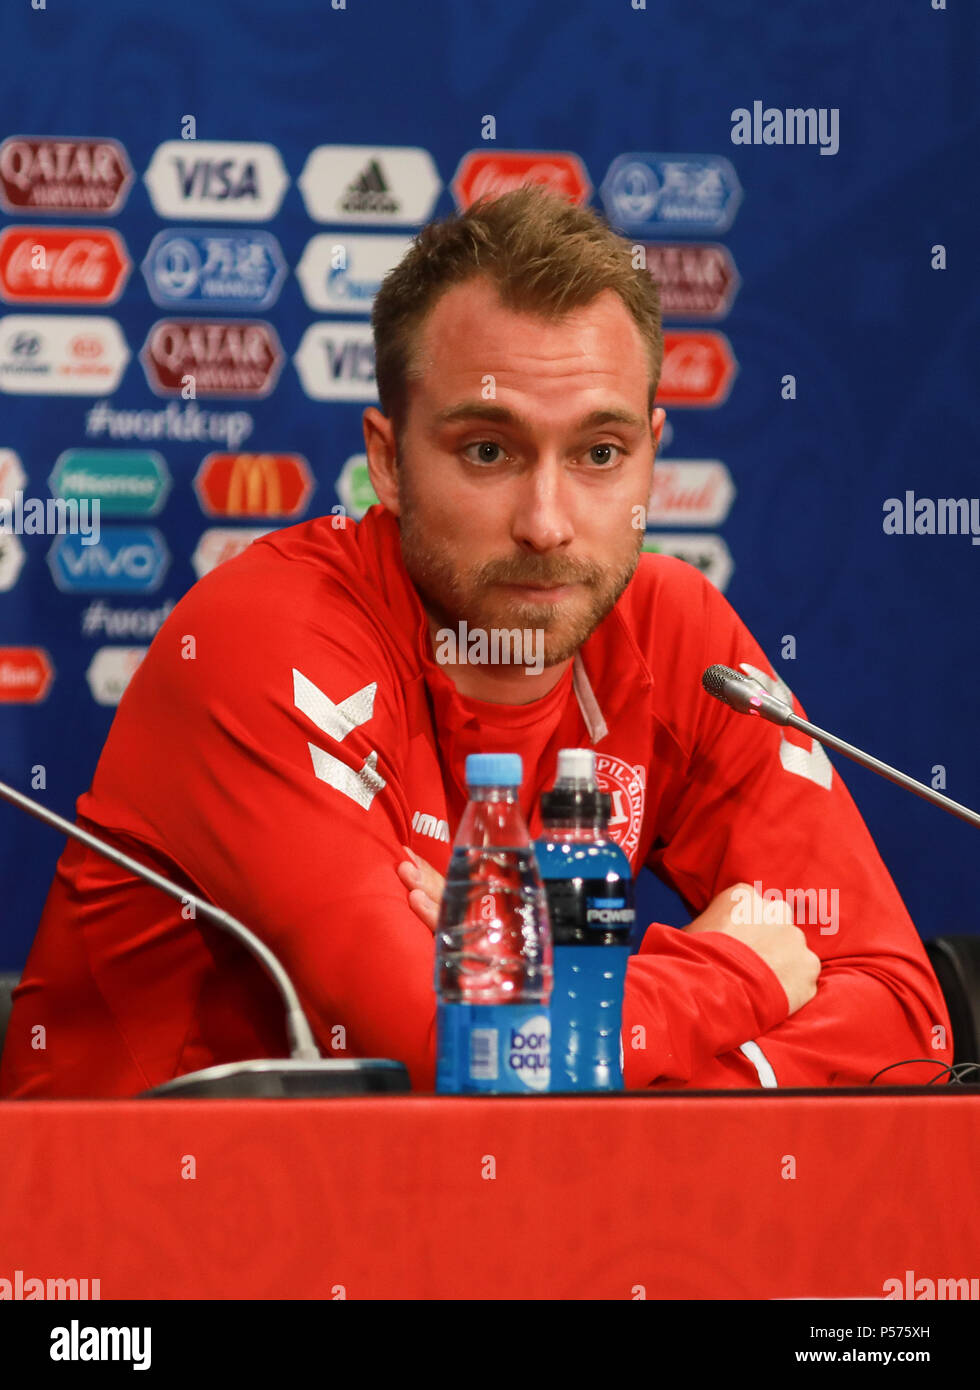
[594,754,646,863]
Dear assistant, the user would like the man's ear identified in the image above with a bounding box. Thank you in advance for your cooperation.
[650,406,666,462]
[362,406,400,516]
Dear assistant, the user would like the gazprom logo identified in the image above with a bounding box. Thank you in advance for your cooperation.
[48,527,169,593]
[508,1014,550,1091]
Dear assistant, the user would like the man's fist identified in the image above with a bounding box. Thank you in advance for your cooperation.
[684,883,821,1016]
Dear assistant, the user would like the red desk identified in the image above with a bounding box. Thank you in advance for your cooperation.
[1,1093,977,1300]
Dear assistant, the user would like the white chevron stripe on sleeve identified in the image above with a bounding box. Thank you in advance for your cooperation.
[307,743,386,810]
[292,668,377,742]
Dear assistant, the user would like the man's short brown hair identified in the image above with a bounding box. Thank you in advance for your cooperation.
[371,185,663,442]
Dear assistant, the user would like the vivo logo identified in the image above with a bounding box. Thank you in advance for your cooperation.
[48,527,169,592]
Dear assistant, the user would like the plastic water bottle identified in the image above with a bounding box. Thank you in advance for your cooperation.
[534,749,634,1092]
[435,753,553,1095]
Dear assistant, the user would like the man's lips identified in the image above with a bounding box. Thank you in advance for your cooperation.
[500,581,579,600]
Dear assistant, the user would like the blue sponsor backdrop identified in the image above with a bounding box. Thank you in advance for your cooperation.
[0,0,977,969]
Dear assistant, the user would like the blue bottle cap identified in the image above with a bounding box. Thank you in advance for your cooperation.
[465,753,523,788]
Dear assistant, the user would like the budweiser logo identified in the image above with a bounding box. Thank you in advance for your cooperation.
[645,461,735,526]
[651,473,717,513]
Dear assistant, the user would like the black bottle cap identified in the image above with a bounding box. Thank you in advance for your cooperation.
[540,787,612,823]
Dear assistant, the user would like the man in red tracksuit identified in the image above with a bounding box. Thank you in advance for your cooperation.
[0,189,951,1096]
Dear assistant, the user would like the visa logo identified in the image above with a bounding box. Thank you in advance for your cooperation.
[323,339,375,382]
[175,158,260,202]
[48,528,170,593]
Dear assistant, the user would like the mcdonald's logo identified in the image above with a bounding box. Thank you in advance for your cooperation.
[193,452,314,518]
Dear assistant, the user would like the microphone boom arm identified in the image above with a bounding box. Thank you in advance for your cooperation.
[0,775,322,1060]
[784,710,980,831]
[702,665,980,831]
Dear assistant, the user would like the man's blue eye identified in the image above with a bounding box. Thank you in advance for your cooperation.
[589,444,622,465]
[464,442,505,464]
[462,442,624,466]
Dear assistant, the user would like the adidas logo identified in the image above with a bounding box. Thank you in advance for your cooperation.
[341,159,399,215]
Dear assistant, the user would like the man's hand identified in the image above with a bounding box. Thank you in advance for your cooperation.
[684,882,821,1015]
[397,846,444,933]
[396,851,821,1016]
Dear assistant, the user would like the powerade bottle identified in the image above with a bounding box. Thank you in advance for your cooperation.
[534,749,634,1092]
[435,753,553,1095]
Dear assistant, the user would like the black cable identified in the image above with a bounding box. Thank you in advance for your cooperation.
[867,1058,955,1085]
[949,1061,980,1082]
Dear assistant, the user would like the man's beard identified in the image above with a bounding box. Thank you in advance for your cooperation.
[398,495,644,669]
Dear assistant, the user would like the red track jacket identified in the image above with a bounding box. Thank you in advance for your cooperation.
[0,504,951,1096]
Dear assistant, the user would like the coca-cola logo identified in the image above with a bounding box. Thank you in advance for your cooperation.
[0,227,130,304]
[469,162,572,200]
[0,647,53,702]
[452,151,591,209]
[656,332,737,407]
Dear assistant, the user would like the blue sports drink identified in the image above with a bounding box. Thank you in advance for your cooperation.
[535,749,634,1092]
[435,753,553,1094]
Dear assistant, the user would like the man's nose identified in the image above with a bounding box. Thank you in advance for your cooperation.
[510,458,575,552]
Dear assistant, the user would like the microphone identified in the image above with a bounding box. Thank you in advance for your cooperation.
[0,776,410,1098]
[702,663,980,831]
